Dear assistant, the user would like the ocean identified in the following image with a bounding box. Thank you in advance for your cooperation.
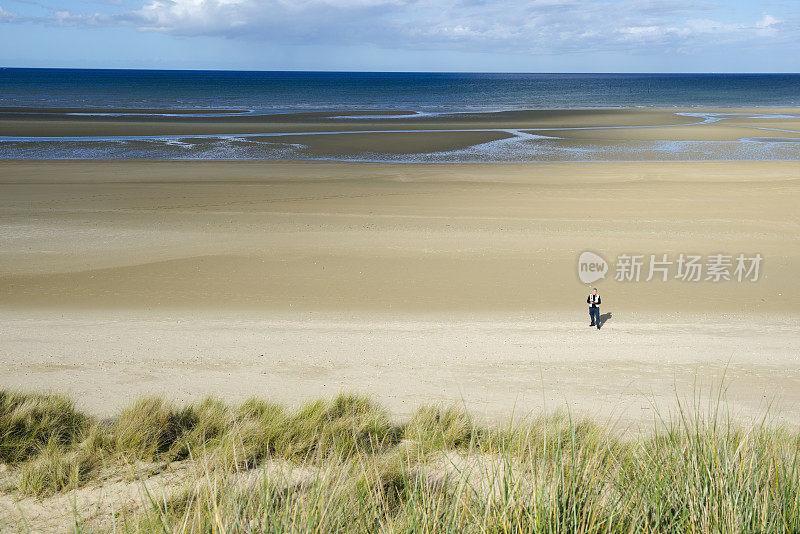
[2,70,800,111]
[1,69,799,161]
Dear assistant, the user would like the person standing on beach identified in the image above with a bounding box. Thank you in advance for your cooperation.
[587,288,601,329]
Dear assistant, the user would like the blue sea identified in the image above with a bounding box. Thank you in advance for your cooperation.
[1,69,799,160]
[3,69,800,111]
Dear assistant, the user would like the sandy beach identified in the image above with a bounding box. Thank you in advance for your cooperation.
[1,310,799,431]
[2,13,800,526]
[1,159,798,312]
[1,155,799,427]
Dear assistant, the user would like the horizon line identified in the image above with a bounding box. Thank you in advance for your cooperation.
[2,67,800,75]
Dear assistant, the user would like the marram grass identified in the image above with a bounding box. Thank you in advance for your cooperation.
[0,389,798,532]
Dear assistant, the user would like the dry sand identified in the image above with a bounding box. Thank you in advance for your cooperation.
[1,160,797,313]
[0,158,798,428]
[1,310,799,431]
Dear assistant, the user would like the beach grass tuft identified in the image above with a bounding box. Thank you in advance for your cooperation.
[0,390,90,464]
[113,396,197,461]
[282,393,399,460]
[18,438,97,497]
[404,404,474,451]
[1,389,799,532]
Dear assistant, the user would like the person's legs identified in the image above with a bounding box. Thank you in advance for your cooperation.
[589,308,598,326]
[595,309,601,329]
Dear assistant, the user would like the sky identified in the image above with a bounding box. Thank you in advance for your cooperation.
[1,0,798,71]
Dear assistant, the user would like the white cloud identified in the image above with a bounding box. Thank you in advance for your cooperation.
[0,4,21,21]
[1,0,796,56]
[756,14,779,28]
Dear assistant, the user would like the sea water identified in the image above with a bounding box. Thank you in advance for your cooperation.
[1,69,799,161]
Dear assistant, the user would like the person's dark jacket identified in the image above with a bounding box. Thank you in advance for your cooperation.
[587,294,601,308]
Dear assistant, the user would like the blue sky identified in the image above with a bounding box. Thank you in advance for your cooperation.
[1,0,798,71]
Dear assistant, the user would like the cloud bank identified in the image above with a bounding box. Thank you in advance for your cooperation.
[1,0,796,56]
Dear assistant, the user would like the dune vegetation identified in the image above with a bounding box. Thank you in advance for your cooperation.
[0,389,799,532]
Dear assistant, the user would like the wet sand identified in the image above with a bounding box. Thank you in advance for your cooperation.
[0,159,798,426]
[3,108,799,161]
[2,108,799,144]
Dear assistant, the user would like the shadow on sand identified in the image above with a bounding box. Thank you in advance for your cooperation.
[597,312,612,329]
